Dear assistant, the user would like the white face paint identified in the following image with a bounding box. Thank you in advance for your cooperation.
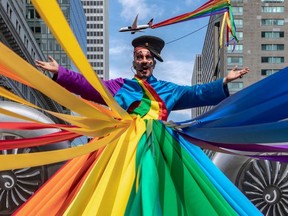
[133,48,155,80]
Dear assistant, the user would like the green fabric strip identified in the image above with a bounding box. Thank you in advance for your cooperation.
[130,94,151,118]
[125,120,238,216]
[153,121,237,216]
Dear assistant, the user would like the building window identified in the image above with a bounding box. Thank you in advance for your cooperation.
[30,93,35,104]
[227,56,243,65]
[261,57,284,63]
[261,44,284,51]
[227,44,243,53]
[261,7,284,13]
[27,9,35,18]
[232,32,243,41]
[22,85,28,97]
[261,0,284,2]
[232,7,243,15]
[35,26,41,33]
[97,70,104,75]
[234,19,243,28]
[228,81,244,91]
[61,56,67,65]
[261,31,284,38]
[261,69,279,76]
[261,19,284,26]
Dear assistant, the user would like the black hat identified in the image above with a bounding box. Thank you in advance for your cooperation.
[132,35,165,62]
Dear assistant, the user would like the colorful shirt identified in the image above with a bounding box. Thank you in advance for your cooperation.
[56,66,229,119]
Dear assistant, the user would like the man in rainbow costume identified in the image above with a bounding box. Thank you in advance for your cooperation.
[29,35,263,216]
[36,35,248,121]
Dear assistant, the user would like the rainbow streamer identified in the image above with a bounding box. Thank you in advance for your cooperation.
[151,0,238,46]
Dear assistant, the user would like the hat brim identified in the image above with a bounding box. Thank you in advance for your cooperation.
[149,47,163,62]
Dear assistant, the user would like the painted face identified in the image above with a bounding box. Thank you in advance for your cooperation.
[133,47,155,80]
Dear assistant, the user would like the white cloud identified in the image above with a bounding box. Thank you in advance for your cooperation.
[155,59,194,86]
[117,0,163,21]
[109,43,131,55]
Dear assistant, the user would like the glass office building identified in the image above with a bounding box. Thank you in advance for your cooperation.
[26,0,87,70]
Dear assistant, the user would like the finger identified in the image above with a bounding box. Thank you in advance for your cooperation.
[232,66,238,71]
[239,70,248,78]
[35,60,45,66]
[48,56,54,62]
[241,69,249,75]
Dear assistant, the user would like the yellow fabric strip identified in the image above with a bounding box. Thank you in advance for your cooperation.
[110,118,146,215]
[0,106,128,140]
[137,80,160,120]
[63,117,146,216]
[0,85,117,125]
[0,64,32,87]
[44,111,122,129]
[0,127,126,171]
[220,12,228,48]
[31,0,130,120]
[0,107,44,124]
[62,136,118,216]
[0,87,38,109]
[0,43,116,121]
[0,85,127,136]
[0,69,119,121]
[86,118,145,216]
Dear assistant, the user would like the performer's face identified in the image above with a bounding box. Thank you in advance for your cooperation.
[133,48,155,80]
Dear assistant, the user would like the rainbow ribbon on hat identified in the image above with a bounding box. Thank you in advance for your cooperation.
[151,0,238,47]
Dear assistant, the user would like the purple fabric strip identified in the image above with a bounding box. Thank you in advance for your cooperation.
[250,155,288,163]
[181,133,288,162]
[181,132,288,152]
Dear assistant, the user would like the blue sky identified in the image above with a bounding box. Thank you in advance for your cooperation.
[109,0,210,121]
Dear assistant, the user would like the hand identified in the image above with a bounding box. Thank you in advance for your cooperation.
[35,56,59,74]
[223,66,249,84]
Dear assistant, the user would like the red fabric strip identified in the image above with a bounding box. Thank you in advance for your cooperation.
[141,79,168,121]
[0,130,80,150]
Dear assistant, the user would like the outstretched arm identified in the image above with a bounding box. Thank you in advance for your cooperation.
[35,56,125,105]
[223,66,249,84]
[35,56,59,74]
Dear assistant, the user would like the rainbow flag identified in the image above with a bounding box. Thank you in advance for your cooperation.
[151,0,238,46]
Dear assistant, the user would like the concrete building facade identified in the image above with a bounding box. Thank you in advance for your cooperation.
[192,1,288,214]
[81,0,109,79]
[193,0,288,116]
